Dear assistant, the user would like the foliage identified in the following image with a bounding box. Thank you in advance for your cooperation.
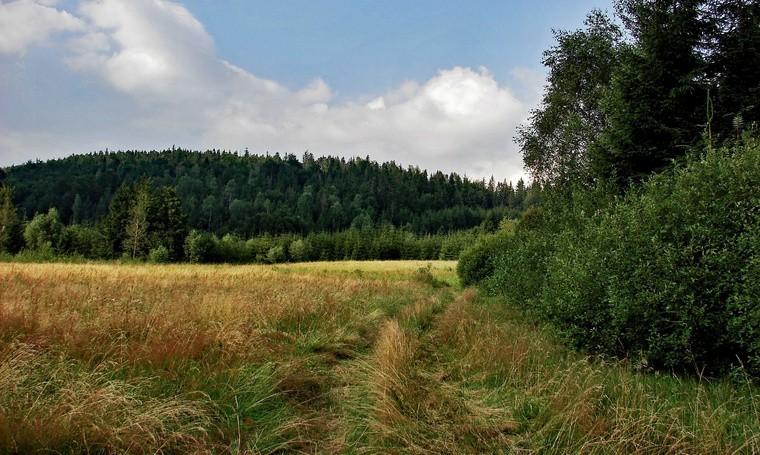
[148,245,171,263]
[102,182,133,257]
[457,230,515,287]
[521,0,760,191]
[706,0,760,142]
[3,149,535,236]
[517,10,621,187]
[467,139,760,376]
[288,239,311,262]
[123,180,151,259]
[59,224,108,258]
[174,226,481,265]
[184,230,216,263]
[23,208,63,253]
[148,186,188,260]
[0,185,22,254]
[593,0,708,186]
[265,245,286,264]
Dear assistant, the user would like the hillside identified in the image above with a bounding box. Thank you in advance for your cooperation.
[1,150,535,236]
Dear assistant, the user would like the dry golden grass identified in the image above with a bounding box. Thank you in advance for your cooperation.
[0,261,757,454]
[0,261,453,454]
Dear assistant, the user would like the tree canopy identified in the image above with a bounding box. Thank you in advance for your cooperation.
[2,149,536,237]
[520,0,760,190]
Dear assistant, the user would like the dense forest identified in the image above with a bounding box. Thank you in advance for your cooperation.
[0,151,535,262]
[0,150,535,235]
[460,0,760,378]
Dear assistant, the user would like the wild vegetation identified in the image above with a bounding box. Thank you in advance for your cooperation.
[460,0,760,379]
[1,0,759,452]
[0,150,535,236]
[0,151,536,263]
[1,261,757,454]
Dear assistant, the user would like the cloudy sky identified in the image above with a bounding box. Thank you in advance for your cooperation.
[0,0,610,181]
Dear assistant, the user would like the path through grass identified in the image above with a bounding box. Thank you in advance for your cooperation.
[0,261,757,453]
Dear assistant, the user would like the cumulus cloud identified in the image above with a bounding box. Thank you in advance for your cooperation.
[0,0,84,54]
[0,0,537,181]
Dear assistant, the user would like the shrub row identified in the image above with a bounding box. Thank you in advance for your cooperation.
[462,139,760,377]
[184,227,478,264]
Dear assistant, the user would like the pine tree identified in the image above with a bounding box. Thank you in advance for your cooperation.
[593,0,708,186]
[103,183,134,257]
[71,194,83,225]
[0,185,21,253]
[149,186,188,260]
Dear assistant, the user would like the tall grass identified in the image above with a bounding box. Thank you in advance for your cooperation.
[1,261,756,453]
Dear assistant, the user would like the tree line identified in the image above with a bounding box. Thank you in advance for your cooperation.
[518,0,759,190]
[0,181,486,263]
[0,153,535,262]
[461,0,760,378]
[0,150,538,237]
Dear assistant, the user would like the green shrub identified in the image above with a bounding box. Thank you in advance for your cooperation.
[148,245,170,263]
[482,230,555,311]
[60,224,109,259]
[516,206,547,232]
[265,245,286,263]
[477,139,760,376]
[457,231,515,286]
[214,234,251,263]
[288,239,311,262]
[184,230,216,263]
[24,208,63,252]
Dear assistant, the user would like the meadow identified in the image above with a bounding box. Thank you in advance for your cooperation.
[0,260,758,454]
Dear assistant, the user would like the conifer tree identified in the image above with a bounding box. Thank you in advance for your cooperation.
[593,0,708,186]
[103,183,134,257]
[0,185,21,253]
[149,186,188,260]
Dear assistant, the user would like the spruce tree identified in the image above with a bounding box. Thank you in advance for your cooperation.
[708,0,760,140]
[593,0,708,186]
[149,186,188,260]
[103,183,134,257]
[0,185,21,253]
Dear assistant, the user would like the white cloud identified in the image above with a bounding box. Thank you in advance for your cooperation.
[0,0,538,182]
[0,0,84,54]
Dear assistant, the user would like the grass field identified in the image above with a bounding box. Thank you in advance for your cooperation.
[0,261,758,454]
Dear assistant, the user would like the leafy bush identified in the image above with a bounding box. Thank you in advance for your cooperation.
[470,139,760,376]
[184,230,216,263]
[265,245,286,264]
[215,234,251,263]
[457,231,515,286]
[482,230,555,312]
[148,245,170,263]
[24,208,63,252]
[60,224,109,259]
[288,239,311,262]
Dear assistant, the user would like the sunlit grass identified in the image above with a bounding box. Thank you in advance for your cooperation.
[0,260,757,453]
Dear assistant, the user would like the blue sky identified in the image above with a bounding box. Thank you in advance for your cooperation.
[181,1,611,98]
[0,0,612,181]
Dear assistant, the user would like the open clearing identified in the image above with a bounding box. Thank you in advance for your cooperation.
[0,261,758,454]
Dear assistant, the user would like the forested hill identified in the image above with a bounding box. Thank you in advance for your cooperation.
[0,149,536,236]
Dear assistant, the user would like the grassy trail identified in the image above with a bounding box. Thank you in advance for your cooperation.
[0,261,758,454]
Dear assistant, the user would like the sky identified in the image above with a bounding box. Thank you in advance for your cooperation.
[0,0,612,182]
